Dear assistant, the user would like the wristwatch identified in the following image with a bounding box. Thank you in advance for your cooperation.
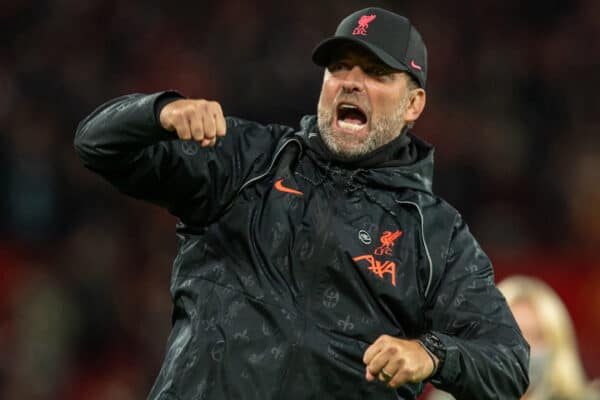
[417,332,446,380]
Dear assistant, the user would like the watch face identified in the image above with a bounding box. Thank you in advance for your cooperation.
[422,333,445,359]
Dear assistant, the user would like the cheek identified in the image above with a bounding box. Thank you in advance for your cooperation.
[370,94,398,118]
[367,85,404,116]
[320,80,338,103]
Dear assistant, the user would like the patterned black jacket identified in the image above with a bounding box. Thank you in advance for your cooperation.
[74,92,529,400]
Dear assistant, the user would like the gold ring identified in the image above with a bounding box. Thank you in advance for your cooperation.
[380,369,393,381]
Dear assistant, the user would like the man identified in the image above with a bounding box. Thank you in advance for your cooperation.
[75,7,529,400]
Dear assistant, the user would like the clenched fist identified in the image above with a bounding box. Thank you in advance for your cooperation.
[160,99,226,147]
[363,335,437,389]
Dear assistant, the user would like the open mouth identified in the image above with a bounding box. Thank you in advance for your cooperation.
[336,103,368,132]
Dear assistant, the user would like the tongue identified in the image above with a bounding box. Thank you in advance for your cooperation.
[342,117,364,125]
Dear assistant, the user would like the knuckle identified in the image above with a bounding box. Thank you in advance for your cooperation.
[405,367,418,381]
[197,99,209,110]
[386,346,398,355]
[186,106,198,116]
[192,131,204,141]
[170,110,182,122]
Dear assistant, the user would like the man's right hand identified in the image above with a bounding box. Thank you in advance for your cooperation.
[159,99,227,147]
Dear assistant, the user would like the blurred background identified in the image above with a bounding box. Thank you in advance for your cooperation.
[1,0,599,399]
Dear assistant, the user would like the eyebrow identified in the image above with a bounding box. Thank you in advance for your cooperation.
[334,56,399,73]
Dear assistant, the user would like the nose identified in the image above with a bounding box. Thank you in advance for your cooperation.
[341,66,365,92]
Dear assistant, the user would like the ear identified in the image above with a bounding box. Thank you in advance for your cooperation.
[403,88,426,124]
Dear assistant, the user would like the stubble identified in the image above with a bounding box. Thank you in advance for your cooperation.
[317,93,409,160]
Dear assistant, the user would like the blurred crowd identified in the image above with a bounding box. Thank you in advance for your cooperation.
[1,0,599,399]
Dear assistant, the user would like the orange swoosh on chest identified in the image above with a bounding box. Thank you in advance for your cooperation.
[274,179,303,196]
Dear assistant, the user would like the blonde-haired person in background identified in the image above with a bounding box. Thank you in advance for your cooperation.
[499,276,599,400]
[427,275,599,400]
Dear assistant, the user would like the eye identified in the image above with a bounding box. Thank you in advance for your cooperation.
[364,65,389,77]
[327,61,350,73]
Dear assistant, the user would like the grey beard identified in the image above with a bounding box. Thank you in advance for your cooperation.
[317,95,409,160]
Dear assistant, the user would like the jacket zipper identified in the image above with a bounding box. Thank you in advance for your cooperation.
[217,137,303,219]
[236,137,303,194]
[395,200,434,299]
[231,136,306,397]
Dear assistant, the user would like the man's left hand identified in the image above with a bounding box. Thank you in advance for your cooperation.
[362,335,437,388]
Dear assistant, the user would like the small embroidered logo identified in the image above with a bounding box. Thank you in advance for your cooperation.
[410,59,423,71]
[274,179,303,196]
[358,230,372,245]
[374,230,403,256]
[352,14,377,36]
[181,141,199,156]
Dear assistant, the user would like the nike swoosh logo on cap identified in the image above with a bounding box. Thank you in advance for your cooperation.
[274,179,303,196]
[410,59,422,71]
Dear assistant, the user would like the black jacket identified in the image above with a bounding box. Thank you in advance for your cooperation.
[74,92,529,400]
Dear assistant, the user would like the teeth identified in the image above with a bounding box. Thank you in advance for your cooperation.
[338,120,365,131]
[340,104,358,110]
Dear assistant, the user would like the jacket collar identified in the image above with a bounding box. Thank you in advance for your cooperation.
[296,115,434,194]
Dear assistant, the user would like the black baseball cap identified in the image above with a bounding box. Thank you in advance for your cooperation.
[312,7,428,88]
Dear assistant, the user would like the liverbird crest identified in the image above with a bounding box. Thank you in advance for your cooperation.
[352,14,377,36]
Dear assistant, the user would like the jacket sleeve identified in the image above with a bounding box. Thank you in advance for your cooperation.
[74,92,285,225]
[423,216,530,399]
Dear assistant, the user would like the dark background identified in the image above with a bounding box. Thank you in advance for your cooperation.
[1,1,599,398]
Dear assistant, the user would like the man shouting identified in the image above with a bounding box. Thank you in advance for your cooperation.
[75,7,529,400]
